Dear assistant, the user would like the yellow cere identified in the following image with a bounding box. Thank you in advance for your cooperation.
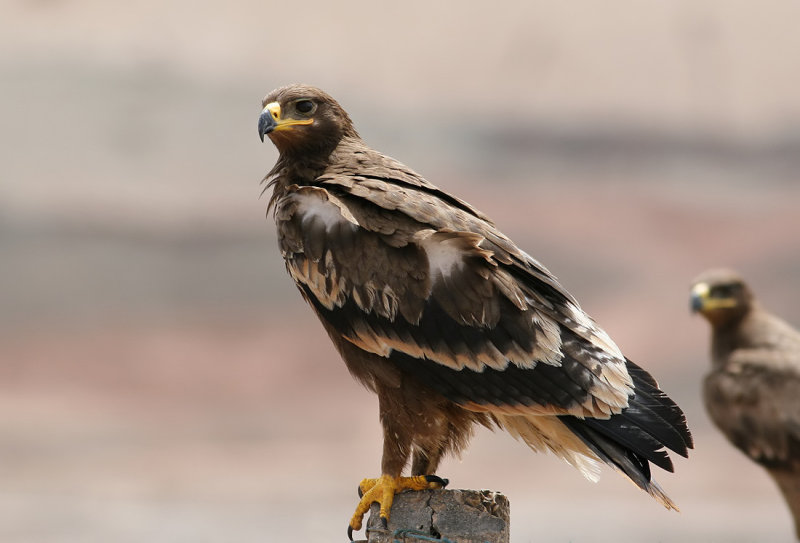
[264,102,281,120]
[691,282,711,300]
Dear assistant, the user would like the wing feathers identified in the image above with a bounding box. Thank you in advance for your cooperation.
[280,180,634,415]
[276,172,691,498]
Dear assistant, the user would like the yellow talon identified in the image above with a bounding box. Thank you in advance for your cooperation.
[347,474,449,539]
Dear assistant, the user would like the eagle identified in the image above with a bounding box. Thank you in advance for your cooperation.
[257,84,693,539]
[691,268,800,538]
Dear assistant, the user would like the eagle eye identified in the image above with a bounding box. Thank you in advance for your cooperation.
[295,99,315,114]
[711,284,735,298]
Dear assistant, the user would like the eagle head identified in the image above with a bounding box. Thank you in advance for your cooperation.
[258,84,358,158]
[690,268,754,327]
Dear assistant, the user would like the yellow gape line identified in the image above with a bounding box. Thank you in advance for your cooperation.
[260,101,313,132]
[347,474,448,540]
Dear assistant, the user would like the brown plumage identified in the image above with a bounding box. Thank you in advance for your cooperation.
[258,84,693,538]
[692,269,800,539]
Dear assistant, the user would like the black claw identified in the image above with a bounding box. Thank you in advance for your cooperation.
[347,525,354,541]
[380,516,388,530]
[357,484,364,498]
[424,475,449,488]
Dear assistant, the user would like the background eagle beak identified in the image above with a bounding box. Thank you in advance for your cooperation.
[258,111,277,142]
[690,283,711,313]
[690,293,704,313]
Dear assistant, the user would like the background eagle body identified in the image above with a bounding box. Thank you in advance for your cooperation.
[692,269,800,538]
[260,84,692,516]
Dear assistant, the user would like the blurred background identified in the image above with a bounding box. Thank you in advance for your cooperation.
[2,1,799,541]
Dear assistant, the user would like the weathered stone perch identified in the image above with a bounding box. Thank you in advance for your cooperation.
[362,489,509,543]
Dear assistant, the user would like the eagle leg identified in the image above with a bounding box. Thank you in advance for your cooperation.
[347,474,448,539]
[346,381,452,539]
[411,447,444,476]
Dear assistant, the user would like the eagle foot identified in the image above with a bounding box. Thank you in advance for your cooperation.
[347,474,448,540]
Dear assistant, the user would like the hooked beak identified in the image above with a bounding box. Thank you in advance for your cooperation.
[689,282,738,313]
[689,283,709,314]
[690,292,704,313]
[258,101,314,142]
[258,102,280,142]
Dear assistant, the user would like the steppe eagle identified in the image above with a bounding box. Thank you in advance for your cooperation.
[692,268,800,538]
[258,84,693,539]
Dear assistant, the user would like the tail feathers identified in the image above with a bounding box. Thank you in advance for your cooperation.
[494,413,603,483]
[496,359,691,510]
[561,414,669,473]
[498,412,680,510]
[615,397,688,465]
[625,359,694,454]
[557,359,692,510]
[560,417,678,510]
